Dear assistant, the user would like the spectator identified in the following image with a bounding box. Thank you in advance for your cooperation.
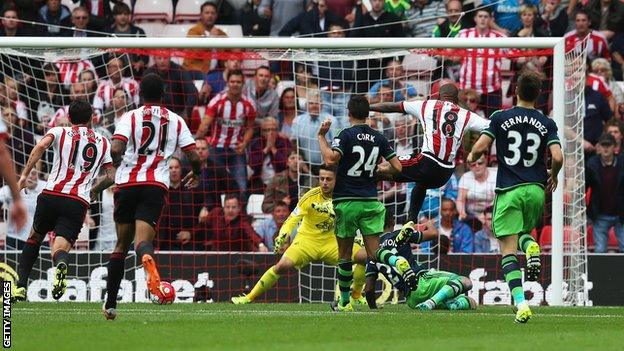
[611,31,624,81]
[55,59,96,89]
[243,66,279,119]
[586,133,624,252]
[605,119,624,155]
[0,8,32,36]
[49,81,88,127]
[145,56,198,117]
[482,0,541,35]
[36,0,72,37]
[459,89,485,117]
[65,6,104,37]
[253,200,291,251]
[248,117,292,193]
[535,0,568,37]
[294,64,319,112]
[456,8,506,118]
[438,197,474,253]
[93,57,140,115]
[456,155,497,222]
[92,186,115,252]
[564,10,610,62]
[24,63,69,136]
[583,70,613,153]
[240,0,271,36]
[393,116,416,156]
[473,206,500,253]
[585,0,624,41]
[212,0,240,24]
[183,2,228,79]
[432,0,465,38]
[79,69,98,104]
[277,87,297,137]
[512,5,549,37]
[291,91,337,169]
[278,0,344,37]
[385,0,411,19]
[203,59,241,101]
[262,150,311,213]
[196,69,255,195]
[318,22,354,120]
[195,138,240,225]
[100,87,132,136]
[72,0,115,31]
[1,76,29,124]
[107,2,149,79]
[406,0,446,38]
[0,168,45,250]
[592,58,623,119]
[207,194,267,252]
[0,106,34,174]
[368,60,418,102]
[158,157,197,251]
[327,0,359,26]
[258,0,308,37]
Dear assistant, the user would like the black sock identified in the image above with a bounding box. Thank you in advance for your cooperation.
[135,241,155,261]
[105,252,126,309]
[53,250,69,267]
[17,239,41,288]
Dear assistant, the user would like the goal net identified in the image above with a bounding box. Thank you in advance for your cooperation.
[0,37,588,306]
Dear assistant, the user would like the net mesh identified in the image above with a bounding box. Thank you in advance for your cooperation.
[0,42,588,305]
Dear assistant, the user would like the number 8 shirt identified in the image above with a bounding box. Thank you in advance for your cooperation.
[112,105,196,190]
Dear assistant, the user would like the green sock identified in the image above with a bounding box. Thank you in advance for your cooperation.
[247,266,280,301]
[518,233,537,253]
[337,260,353,306]
[431,279,463,306]
[501,254,525,305]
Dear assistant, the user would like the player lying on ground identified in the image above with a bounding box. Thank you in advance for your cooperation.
[13,100,114,301]
[231,164,369,305]
[91,74,201,320]
[364,218,477,311]
[369,83,489,232]
[468,71,563,323]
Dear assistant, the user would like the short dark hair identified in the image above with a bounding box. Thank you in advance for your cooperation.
[475,7,492,17]
[224,193,240,203]
[319,163,337,173]
[347,95,370,120]
[575,9,590,21]
[605,118,624,135]
[140,73,164,102]
[68,100,93,125]
[484,205,494,215]
[227,69,244,81]
[441,197,456,207]
[256,65,271,74]
[200,1,217,13]
[274,200,289,209]
[112,2,131,15]
[516,72,542,102]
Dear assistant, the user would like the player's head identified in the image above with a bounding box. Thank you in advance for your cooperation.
[140,73,164,103]
[273,200,290,224]
[318,163,337,195]
[516,71,542,103]
[347,95,370,121]
[438,82,459,104]
[68,100,93,125]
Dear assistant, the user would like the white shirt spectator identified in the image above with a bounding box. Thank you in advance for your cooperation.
[458,167,497,217]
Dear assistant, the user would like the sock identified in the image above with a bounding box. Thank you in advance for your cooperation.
[17,239,41,288]
[518,233,537,253]
[105,252,126,309]
[247,266,280,301]
[52,250,69,267]
[351,264,365,299]
[135,240,155,261]
[501,254,525,305]
[430,279,464,306]
[446,295,471,310]
[337,259,353,306]
[376,248,399,267]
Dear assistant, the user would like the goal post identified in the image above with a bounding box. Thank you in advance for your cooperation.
[0,36,586,306]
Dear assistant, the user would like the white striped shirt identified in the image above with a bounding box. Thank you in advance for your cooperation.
[564,30,610,61]
[55,60,97,88]
[112,105,196,190]
[457,28,506,94]
[93,77,140,112]
[206,91,256,149]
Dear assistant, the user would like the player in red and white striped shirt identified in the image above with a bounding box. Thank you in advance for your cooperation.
[93,73,202,320]
[370,83,489,224]
[564,10,610,62]
[456,8,506,118]
[92,57,140,113]
[13,100,113,302]
[195,69,256,194]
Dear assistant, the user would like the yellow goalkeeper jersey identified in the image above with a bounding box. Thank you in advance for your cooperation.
[279,187,334,238]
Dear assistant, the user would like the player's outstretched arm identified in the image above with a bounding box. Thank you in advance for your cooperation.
[369,102,403,113]
[547,143,564,192]
[18,134,54,189]
[364,275,378,309]
[467,134,493,163]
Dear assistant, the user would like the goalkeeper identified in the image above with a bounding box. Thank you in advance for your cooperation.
[365,218,477,311]
[232,164,368,304]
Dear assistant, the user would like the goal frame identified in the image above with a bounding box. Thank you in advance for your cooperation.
[0,36,569,306]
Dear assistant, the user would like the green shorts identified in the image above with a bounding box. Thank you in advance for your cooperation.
[493,184,545,238]
[407,269,458,308]
[333,200,385,238]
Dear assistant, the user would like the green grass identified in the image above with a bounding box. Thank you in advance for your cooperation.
[9,303,624,351]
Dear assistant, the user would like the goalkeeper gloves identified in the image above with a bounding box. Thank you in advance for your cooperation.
[274,232,288,254]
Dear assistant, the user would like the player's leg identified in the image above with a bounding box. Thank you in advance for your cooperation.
[322,240,367,305]
[443,295,478,310]
[519,185,546,281]
[50,237,72,300]
[332,201,357,311]
[103,222,134,319]
[415,273,472,310]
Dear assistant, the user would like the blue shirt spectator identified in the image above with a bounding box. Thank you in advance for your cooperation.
[438,198,473,253]
[291,94,338,166]
[473,206,499,253]
[253,201,293,251]
[483,0,540,34]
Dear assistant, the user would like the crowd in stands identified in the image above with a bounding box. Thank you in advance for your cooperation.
[0,0,624,254]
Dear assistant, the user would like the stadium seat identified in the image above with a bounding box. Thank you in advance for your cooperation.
[162,23,194,37]
[402,54,437,76]
[276,80,295,97]
[136,22,166,37]
[247,194,270,220]
[241,59,269,76]
[216,25,243,38]
[406,79,430,97]
[133,0,173,23]
[174,0,203,23]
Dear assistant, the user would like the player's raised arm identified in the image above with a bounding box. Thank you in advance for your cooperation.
[17,132,55,189]
[317,118,341,165]
[369,102,404,113]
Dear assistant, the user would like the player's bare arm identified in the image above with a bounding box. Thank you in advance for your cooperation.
[18,133,54,189]
[317,118,341,165]
[92,138,127,194]
[91,166,116,199]
[547,143,564,193]
[369,102,403,113]
[387,155,402,173]
[467,134,493,163]
[182,148,202,188]
[194,112,214,139]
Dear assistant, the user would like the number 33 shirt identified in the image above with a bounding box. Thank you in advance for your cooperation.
[113,105,195,190]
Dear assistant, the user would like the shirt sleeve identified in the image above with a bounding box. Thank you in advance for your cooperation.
[467,112,491,133]
[112,111,132,142]
[365,260,379,277]
[177,118,196,151]
[279,192,309,235]
[380,135,396,161]
[481,112,499,139]
[546,119,561,146]
[401,100,424,120]
[102,138,113,167]
[331,128,349,156]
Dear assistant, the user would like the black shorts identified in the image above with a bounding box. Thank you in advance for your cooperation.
[394,153,455,189]
[32,193,87,244]
[114,185,166,227]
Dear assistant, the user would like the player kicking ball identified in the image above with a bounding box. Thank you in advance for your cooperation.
[12,100,114,302]
[92,74,201,319]
[468,72,563,323]
[231,164,369,305]
[365,218,477,311]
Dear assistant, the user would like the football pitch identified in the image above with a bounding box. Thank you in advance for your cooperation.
[10,303,624,351]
